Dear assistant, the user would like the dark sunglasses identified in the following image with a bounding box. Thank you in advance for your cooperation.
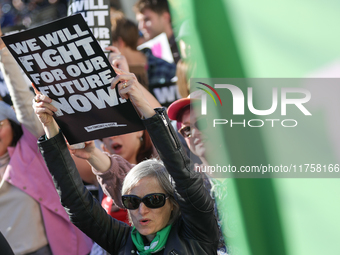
[178,118,207,138]
[121,193,169,210]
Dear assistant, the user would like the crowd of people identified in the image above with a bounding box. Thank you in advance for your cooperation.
[0,0,67,30]
[0,0,228,254]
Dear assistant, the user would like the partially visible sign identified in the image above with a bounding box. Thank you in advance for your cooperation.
[2,14,144,144]
[150,81,181,108]
[68,0,112,52]
[138,32,174,64]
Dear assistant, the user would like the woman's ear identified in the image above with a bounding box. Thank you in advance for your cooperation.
[137,130,144,140]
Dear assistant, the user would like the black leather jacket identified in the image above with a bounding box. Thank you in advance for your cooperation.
[38,108,219,255]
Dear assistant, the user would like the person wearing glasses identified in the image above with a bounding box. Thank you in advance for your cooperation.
[33,66,219,254]
[167,93,228,255]
[167,91,209,165]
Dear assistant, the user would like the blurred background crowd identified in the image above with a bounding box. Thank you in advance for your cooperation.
[0,0,68,30]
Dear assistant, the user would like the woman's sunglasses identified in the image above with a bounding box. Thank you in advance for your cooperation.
[121,193,169,210]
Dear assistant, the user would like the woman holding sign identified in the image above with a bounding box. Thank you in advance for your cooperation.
[34,67,219,254]
[0,31,93,254]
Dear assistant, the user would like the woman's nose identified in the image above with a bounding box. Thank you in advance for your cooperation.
[138,202,150,215]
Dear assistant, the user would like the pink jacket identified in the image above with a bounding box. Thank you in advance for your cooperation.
[2,127,93,255]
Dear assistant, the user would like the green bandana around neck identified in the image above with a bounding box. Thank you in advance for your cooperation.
[131,225,172,255]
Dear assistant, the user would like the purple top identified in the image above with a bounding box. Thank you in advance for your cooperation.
[92,152,134,208]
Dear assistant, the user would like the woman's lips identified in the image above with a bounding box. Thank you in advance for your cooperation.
[139,219,151,225]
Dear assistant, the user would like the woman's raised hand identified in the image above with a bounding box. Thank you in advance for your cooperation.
[68,140,96,160]
[106,45,129,72]
[32,92,59,138]
[33,89,110,170]
[111,67,155,119]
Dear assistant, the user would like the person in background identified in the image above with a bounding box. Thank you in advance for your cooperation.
[110,16,176,90]
[174,19,194,99]
[175,59,191,98]
[167,94,228,254]
[111,17,149,88]
[0,28,92,254]
[134,0,181,64]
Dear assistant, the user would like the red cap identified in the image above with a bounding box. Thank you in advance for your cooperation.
[167,90,203,121]
[167,98,191,121]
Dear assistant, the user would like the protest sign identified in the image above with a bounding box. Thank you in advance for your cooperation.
[2,14,145,145]
[150,81,181,108]
[67,0,111,52]
[138,32,174,64]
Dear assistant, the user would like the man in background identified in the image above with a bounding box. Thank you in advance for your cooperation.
[134,0,180,64]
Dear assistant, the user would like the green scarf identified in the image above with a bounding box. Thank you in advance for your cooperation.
[131,225,172,255]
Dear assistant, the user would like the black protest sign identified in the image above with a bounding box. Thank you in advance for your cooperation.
[150,82,181,108]
[2,14,144,144]
[68,0,111,51]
